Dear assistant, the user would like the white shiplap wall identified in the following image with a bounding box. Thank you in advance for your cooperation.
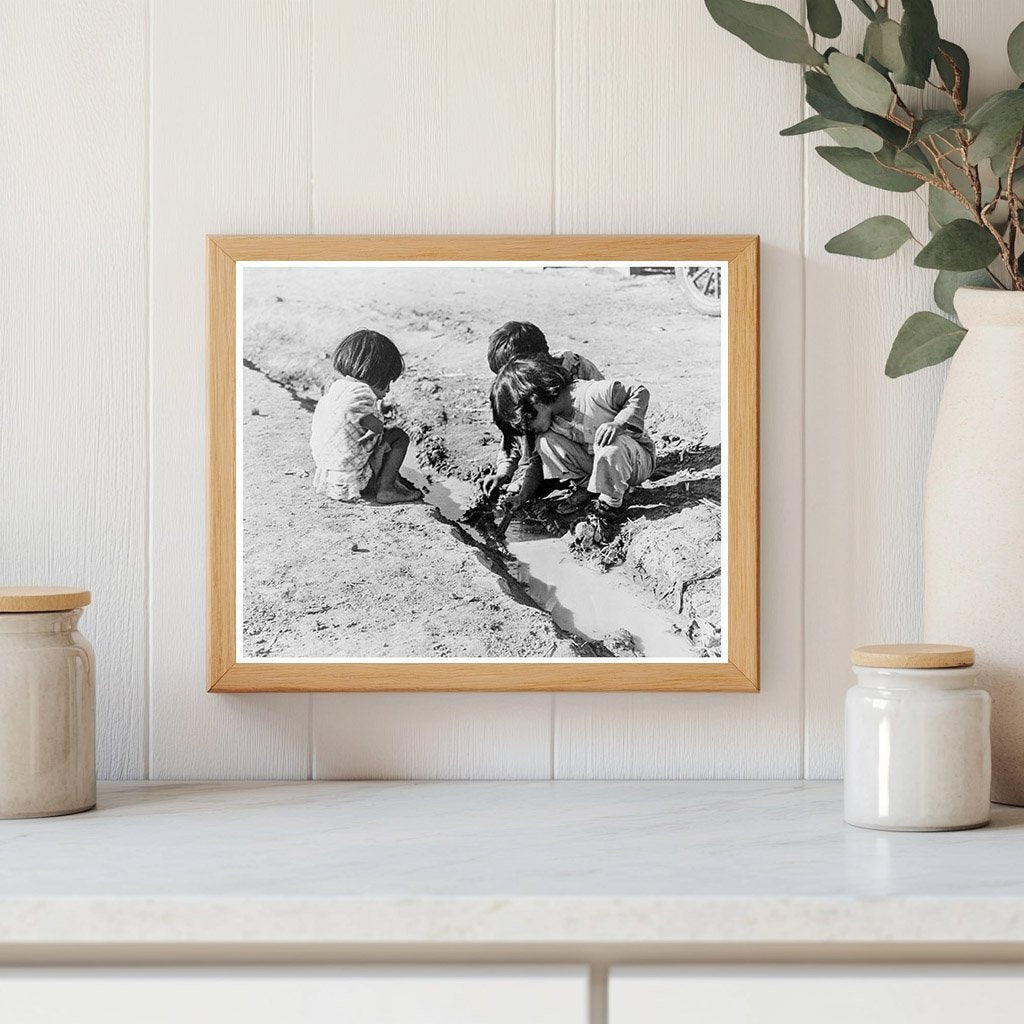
[0,1,149,778]
[2,0,1016,780]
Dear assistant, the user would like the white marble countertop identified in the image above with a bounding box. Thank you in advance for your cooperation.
[2,781,1023,952]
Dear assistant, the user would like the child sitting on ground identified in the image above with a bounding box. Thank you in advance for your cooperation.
[490,357,657,543]
[482,320,604,501]
[310,329,422,505]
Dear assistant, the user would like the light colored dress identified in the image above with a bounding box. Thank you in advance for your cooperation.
[309,376,381,501]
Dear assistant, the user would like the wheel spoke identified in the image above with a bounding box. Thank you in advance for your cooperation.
[676,265,722,314]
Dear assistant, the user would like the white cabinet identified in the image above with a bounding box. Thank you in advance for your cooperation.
[0,967,588,1024]
[609,967,1024,1024]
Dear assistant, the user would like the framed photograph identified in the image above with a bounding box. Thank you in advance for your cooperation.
[208,235,758,692]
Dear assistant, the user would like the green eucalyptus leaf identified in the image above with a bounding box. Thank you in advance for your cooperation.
[850,0,875,19]
[885,311,966,377]
[862,111,910,148]
[899,0,940,85]
[827,52,894,116]
[885,143,933,175]
[805,70,867,123]
[928,185,970,227]
[934,270,992,317]
[780,114,834,136]
[826,124,884,151]
[935,40,970,106]
[893,66,927,89]
[990,130,1024,181]
[825,215,914,258]
[1008,21,1024,79]
[864,18,905,74]
[967,89,1024,162]
[807,0,841,39]
[705,0,825,64]
[907,111,962,146]
[816,145,923,191]
[914,219,1001,271]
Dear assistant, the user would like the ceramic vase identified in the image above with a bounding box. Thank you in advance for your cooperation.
[0,607,96,818]
[923,288,1024,805]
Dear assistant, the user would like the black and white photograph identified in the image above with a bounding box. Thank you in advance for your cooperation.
[239,261,727,662]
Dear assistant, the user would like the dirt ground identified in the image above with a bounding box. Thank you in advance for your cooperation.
[242,367,594,658]
[241,265,723,659]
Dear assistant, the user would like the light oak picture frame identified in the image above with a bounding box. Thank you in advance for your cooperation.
[208,235,759,692]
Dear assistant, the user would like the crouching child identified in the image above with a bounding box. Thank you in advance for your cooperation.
[482,320,603,503]
[310,329,422,505]
[490,357,656,543]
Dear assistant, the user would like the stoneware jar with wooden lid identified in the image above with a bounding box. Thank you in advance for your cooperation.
[845,644,991,832]
[0,587,95,818]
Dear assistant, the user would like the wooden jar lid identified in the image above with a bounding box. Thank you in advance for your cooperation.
[851,643,975,669]
[0,587,91,613]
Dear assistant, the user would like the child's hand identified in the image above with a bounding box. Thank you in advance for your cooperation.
[504,485,525,510]
[594,422,623,447]
[482,468,514,497]
[357,412,385,444]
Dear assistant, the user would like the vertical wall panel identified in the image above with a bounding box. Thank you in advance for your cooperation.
[0,1,148,779]
[308,0,557,779]
[551,0,806,778]
[8,0,1013,780]
[148,0,312,778]
[803,2,1024,778]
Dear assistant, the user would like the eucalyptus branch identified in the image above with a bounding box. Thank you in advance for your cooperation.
[979,202,1019,288]
[919,138,954,188]
[928,136,967,171]
[893,92,916,121]
[955,132,984,211]
[986,267,1008,289]
[1008,137,1023,194]
[913,150,976,218]
[1006,135,1024,288]
[884,81,915,131]
[872,158,940,189]
[936,47,966,116]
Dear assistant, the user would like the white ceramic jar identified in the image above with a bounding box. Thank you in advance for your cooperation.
[844,644,990,832]
[0,587,95,818]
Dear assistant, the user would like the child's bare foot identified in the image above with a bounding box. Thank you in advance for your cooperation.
[375,482,422,504]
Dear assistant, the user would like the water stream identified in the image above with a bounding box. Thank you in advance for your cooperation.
[404,451,696,659]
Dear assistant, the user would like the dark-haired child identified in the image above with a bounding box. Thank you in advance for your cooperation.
[482,320,603,500]
[310,329,421,504]
[490,358,656,540]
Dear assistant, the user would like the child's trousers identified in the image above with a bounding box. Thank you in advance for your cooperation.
[537,432,655,503]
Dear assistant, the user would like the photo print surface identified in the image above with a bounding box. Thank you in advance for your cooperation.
[238,261,727,663]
